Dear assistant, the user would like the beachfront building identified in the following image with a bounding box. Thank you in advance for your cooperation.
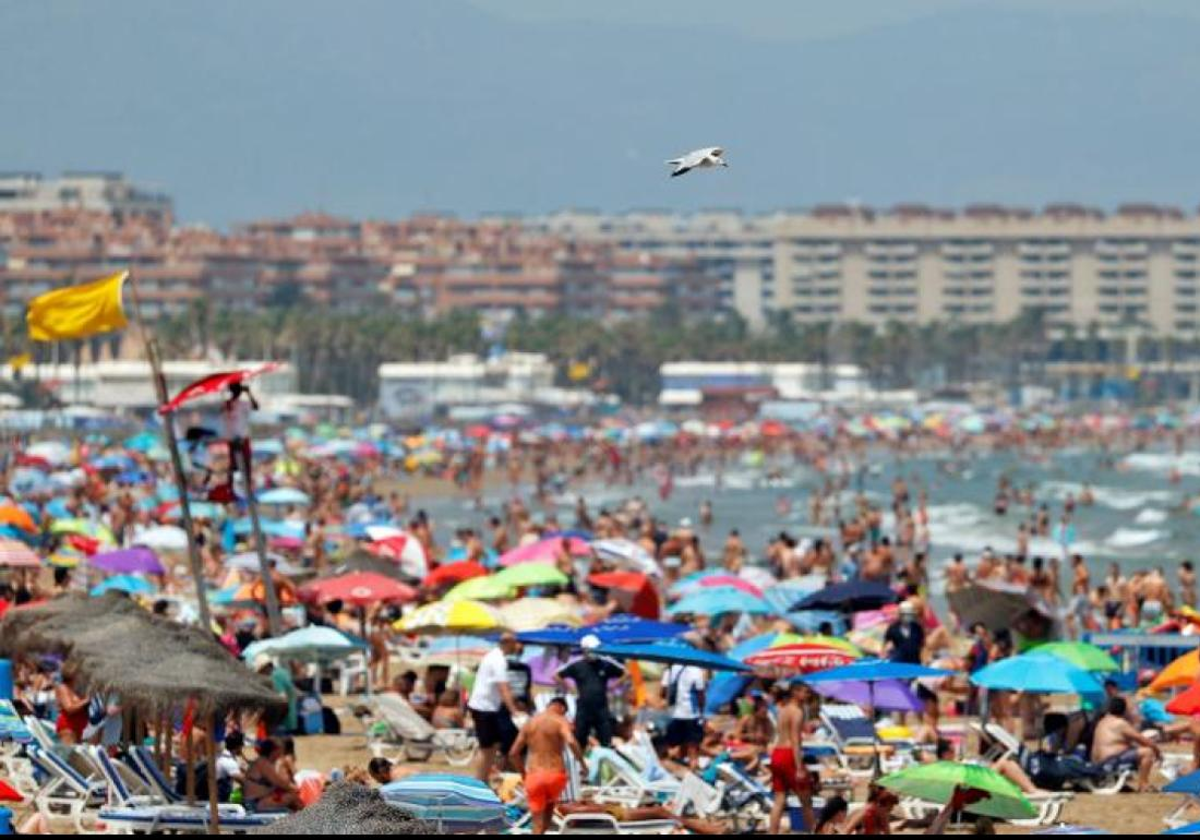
[0,359,295,412]
[531,205,1200,340]
[377,352,596,421]
[658,361,868,414]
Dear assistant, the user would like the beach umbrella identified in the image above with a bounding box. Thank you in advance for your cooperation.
[1150,650,1200,692]
[1166,823,1200,835]
[515,616,689,647]
[804,658,956,772]
[1032,641,1120,673]
[132,525,189,551]
[25,440,70,465]
[258,487,310,506]
[738,566,778,591]
[0,504,37,535]
[1166,683,1200,716]
[499,536,591,568]
[744,642,859,673]
[302,572,416,607]
[802,659,955,684]
[497,598,582,632]
[422,561,488,589]
[90,575,157,596]
[442,575,514,603]
[1165,769,1200,796]
[970,653,1103,695]
[790,580,899,613]
[395,600,503,635]
[225,551,303,576]
[493,562,569,589]
[878,762,1036,821]
[381,774,507,833]
[0,539,40,568]
[587,571,661,620]
[672,574,764,599]
[590,538,658,575]
[242,626,365,664]
[667,586,773,617]
[49,519,116,546]
[89,547,165,576]
[811,678,922,713]
[158,363,280,415]
[595,640,752,673]
[364,531,429,579]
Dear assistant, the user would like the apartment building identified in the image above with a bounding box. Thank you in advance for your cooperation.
[534,204,1200,337]
[0,172,172,221]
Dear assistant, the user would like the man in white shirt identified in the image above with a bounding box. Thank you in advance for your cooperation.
[211,381,258,503]
[468,632,522,781]
[661,663,707,768]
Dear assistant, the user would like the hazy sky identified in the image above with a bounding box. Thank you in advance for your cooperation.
[2,0,1198,226]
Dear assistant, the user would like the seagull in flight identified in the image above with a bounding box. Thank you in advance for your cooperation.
[666,146,728,178]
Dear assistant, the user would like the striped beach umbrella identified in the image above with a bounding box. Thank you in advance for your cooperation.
[0,539,40,568]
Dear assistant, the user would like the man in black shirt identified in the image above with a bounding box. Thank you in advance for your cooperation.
[555,635,624,748]
[883,601,925,665]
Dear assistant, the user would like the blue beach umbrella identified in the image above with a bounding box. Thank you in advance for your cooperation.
[970,653,1104,695]
[595,640,753,673]
[91,575,156,597]
[258,487,310,506]
[516,616,689,647]
[667,587,775,617]
[381,774,507,833]
[791,580,899,613]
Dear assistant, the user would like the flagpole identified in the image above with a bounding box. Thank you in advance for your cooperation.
[125,273,213,632]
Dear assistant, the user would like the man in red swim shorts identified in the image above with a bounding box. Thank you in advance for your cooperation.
[769,683,815,833]
[510,697,586,834]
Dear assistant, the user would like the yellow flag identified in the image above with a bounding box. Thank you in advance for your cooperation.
[7,353,30,372]
[26,270,129,342]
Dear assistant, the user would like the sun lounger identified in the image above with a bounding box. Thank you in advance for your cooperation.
[587,748,679,806]
[366,693,477,766]
[89,745,278,834]
[27,744,106,833]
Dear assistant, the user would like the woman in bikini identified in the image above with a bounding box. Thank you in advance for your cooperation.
[243,739,301,813]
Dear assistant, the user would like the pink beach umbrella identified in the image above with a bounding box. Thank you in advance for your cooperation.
[499,537,592,567]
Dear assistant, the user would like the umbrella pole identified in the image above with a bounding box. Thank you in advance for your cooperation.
[872,681,881,780]
[206,713,220,835]
[163,712,174,779]
[185,726,196,806]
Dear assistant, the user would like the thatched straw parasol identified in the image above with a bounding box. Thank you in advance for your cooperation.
[0,592,282,718]
[249,783,433,834]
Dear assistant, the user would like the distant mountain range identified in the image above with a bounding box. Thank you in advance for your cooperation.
[2,0,1198,225]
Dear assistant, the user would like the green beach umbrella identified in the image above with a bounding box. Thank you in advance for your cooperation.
[878,762,1036,821]
[493,563,569,589]
[443,575,516,603]
[1032,641,1120,673]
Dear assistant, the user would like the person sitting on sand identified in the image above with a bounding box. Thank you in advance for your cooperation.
[243,738,302,812]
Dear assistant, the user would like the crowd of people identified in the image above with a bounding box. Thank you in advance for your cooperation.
[3,412,1200,833]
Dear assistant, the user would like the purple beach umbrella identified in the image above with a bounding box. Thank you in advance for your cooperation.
[810,678,922,713]
[89,547,165,576]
